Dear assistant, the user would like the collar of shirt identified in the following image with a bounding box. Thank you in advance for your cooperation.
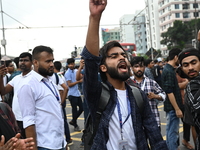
[131,75,146,84]
[19,70,33,78]
[31,70,52,83]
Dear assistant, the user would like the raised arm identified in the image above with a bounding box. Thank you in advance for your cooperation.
[86,0,107,56]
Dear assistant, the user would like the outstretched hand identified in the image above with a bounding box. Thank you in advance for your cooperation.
[89,0,107,16]
[0,133,34,150]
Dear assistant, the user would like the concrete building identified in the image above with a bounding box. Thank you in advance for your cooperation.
[101,27,120,45]
[145,0,161,56]
[134,13,148,55]
[158,0,200,55]
[119,14,135,43]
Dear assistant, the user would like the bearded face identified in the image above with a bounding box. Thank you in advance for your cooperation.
[105,60,130,81]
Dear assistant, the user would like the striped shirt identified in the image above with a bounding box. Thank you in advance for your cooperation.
[131,76,166,127]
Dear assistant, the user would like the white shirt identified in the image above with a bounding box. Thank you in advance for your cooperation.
[18,70,66,149]
[106,89,137,150]
[8,70,33,121]
[50,73,65,91]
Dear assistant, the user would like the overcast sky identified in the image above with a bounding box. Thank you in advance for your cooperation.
[1,0,145,60]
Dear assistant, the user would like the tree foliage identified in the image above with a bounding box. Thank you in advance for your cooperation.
[161,19,200,49]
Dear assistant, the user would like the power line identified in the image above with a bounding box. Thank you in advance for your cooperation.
[0,24,137,30]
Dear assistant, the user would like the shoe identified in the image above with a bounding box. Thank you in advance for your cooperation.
[74,125,81,131]
[69,121,74,126]
[80,142,84,148]
[67,139,73,146]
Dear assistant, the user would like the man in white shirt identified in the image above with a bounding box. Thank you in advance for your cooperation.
[18,46,66,150]
[0,52,33,138]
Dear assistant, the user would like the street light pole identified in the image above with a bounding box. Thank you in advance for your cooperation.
[146,0,153,60]
[0,0,6,56]
[194,0,197,48]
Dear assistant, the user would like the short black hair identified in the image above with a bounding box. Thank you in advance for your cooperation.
[19,52,32,61]
[145,59,153,67]
[154,59,158,64]
[67,58,75,65]
[13,57,19,68]
[168,48,181,61]
[54,61,62,71]
[32,45,53,60]
[130,56,144,67]
[99,41,125,82]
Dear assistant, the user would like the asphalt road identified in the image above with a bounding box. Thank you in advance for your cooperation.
[65,100,195,150]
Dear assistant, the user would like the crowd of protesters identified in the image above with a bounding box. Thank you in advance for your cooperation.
[0,0,200,150]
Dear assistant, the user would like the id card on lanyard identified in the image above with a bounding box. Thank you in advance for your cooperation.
[117,90,131,150]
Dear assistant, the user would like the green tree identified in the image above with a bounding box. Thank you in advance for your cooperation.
[161,19,200,49]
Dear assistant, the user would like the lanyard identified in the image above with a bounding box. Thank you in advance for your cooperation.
[141,78,146,91]
[42,79,60,101]
[117,90,131,140]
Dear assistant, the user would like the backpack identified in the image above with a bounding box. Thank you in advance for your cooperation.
[82,82,144,150]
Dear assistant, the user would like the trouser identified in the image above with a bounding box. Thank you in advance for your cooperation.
[62,100,71,142]
[17,121,26,138]
[166,110,180,150]
[181,117,191,142]
[68,95,83,127]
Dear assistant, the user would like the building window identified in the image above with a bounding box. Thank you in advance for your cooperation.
[193,3,199,8]
[175,4,179,9]
[183,3,189,9]
[183,12,190,18]
[175,13,180,18]
[194,12,199,17]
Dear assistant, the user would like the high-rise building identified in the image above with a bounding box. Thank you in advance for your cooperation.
[101,27,120,45]
[158,0,200,55]
[119,14,135,43]
[134,13,148,55]
[145,0,161,56]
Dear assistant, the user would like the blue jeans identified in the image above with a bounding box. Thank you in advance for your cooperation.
[38,147,65,150]
[166,110,180,150]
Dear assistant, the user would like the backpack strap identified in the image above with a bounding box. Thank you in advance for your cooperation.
[88,82,110,145]
[54,73,59,85]
[130,86,144,114]
[97,82,110,113]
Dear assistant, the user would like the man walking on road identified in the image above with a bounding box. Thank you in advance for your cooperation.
[161,48,184,150]
[64,58,83,131]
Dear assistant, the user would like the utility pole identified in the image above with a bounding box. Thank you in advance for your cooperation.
[146,0,153,60]
[0,0,6,56]
[194,0,197,48]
